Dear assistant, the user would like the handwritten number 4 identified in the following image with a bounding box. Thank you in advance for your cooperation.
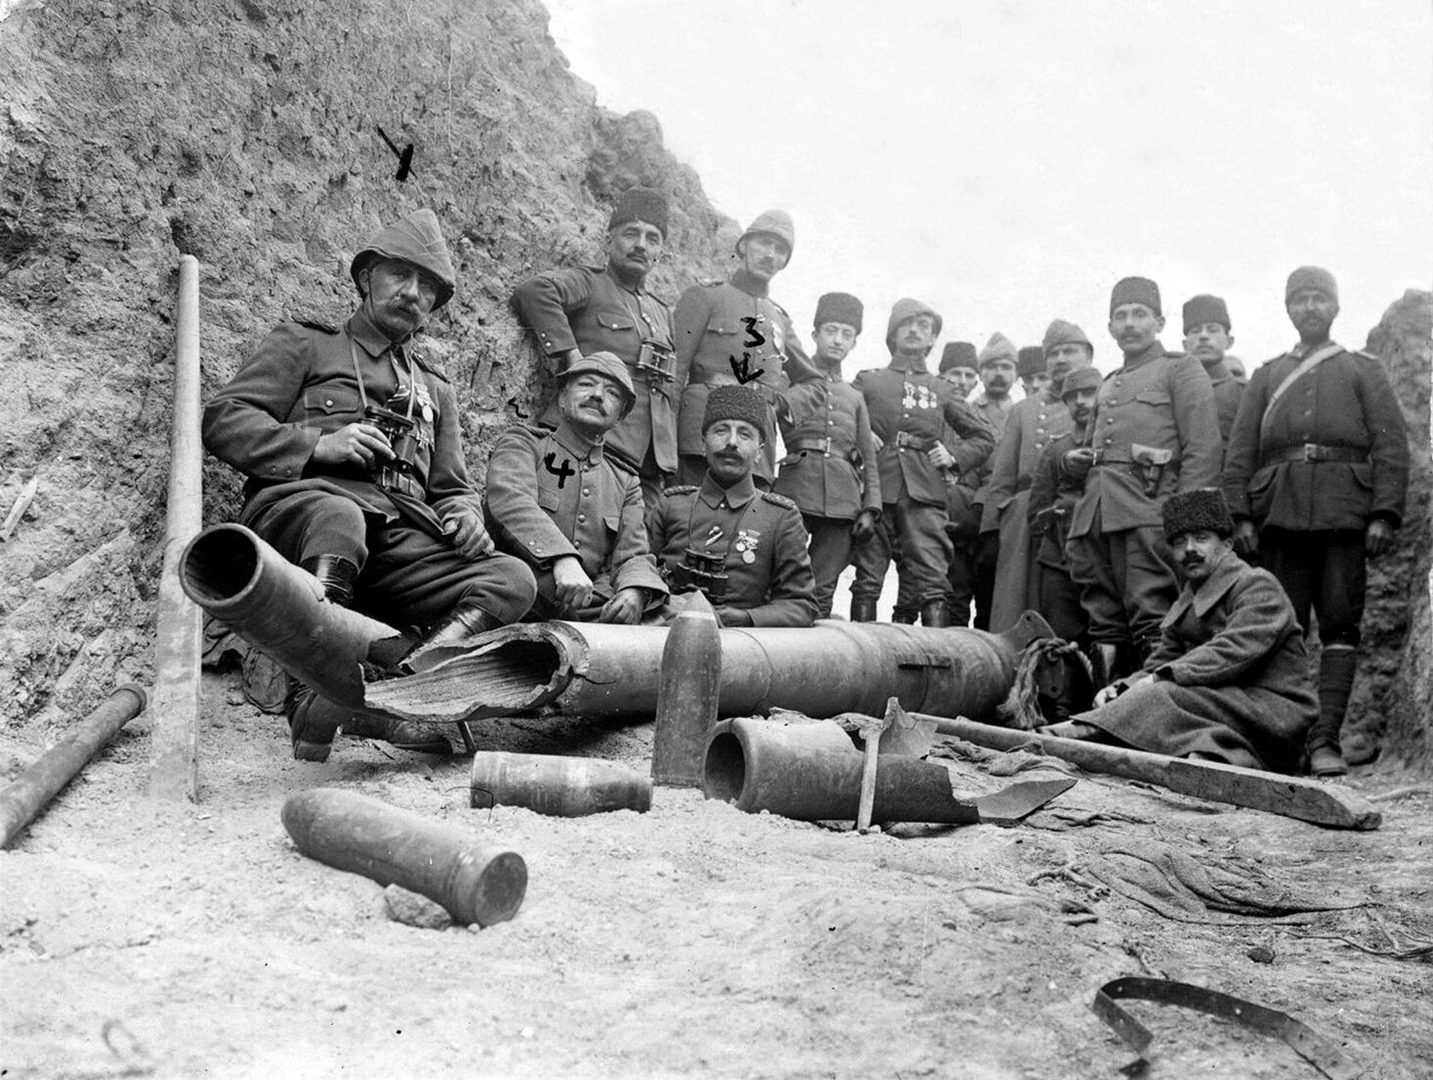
[543,452,575,488]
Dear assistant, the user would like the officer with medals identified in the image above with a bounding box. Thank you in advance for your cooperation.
[648,384,818,628]
[202,209,537,761]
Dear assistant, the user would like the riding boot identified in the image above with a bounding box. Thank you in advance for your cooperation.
[1094,643,1120,687]
[285,555,361,761]
[891,607,917,625]
[919,598,950,628]
[300,554,359,607]
[850,597,878,623]
[1308,645,1357,777]
[402,601,504,675]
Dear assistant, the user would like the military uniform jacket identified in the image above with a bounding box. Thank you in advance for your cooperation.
[1202,356,1247,458]
[854,358,996,508]
[671,269,814,482]
[201,309,481,537]
[511,265,677,474]
[981,389,1073,533]
[1028,429,1087,572]
[484,420,667,600]
[648,475,818,627]
[1222,343,1409,532]
[968,393,1015,531]
[1068,344,1222,538]
[772,367,881,521]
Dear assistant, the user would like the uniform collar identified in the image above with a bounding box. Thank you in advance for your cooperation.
[347,307,409,358]
[1119,341,1166,371]
[699,471,757,510]
[552,419,606,463]
[1163,549,1244,624]
[729,268,770,299]
[888,352,929,374]
[1201,356,1233,384]
[973,391,1012,410]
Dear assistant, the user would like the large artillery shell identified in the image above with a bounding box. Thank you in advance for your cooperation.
[470,752,651,816]
[650,601,722,788]
[281,788,526,927]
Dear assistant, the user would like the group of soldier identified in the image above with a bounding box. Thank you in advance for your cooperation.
[201,193,1410,781]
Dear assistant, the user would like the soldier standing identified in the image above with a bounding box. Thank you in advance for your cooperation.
[1223,266,1409,776]
[511,188,677,510]
[936,341,982,624]
[485,353,668,623]
[203,209,538,761]
[968,334,1019,629]
[1181,293,1246,462]
[850,300,995,626]
[649,385,818,628]
[1065,276,1222,679]
[986,320,1095,632]
[772,292,881,618]
[671,209,814,489]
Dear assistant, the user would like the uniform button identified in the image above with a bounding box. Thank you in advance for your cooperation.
[582,488,590,496]
[578,514,586,523]
[324,398,334,407]
[1036,428,1045,434]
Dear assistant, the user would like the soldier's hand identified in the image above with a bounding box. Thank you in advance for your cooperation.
[312,422,394,470]
[870,432,884,452]
[1092,680,1126,707]
[851,509,878,545]
[1232,519,1259,558]
[927,443,956,469]
[1062,447,1095,481]
[713,606,752,628]
[551,556,594,612]
[441,506,495,560]
[550,347,583,376]
[1365,518,1394,556]
[598,587,645,625]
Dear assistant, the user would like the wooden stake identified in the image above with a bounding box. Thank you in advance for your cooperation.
[0,475,39,542]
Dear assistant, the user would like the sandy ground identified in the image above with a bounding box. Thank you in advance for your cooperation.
[2,669,1432,1080]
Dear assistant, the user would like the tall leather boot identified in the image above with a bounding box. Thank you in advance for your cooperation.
[286,555,361,761]
[850,597,878,623]
[1093,643,1120,687]
[891,607,917,625]
[1309,645,1357,777]
[402,601,504,675]
[920,598,950,628]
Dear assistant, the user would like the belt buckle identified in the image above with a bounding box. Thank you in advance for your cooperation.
[820,437,832,456]
[1303,443,1320,462]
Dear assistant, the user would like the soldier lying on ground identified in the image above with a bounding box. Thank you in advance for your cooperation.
[202,209,537,761]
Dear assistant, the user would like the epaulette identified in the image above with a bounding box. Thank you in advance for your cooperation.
[662,484,700,497]
[606,452,639,478]
[759,490,799,511]
[293,318,339,334]
[411,352,451,383]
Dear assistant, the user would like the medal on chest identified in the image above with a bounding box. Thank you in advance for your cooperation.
[734,528,761,564]
[903,381,938,410]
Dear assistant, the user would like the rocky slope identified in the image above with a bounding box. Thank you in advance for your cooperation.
[0,0,735,737]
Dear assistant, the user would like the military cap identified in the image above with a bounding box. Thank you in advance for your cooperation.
[1017,346,1047,378]
[1162,488,1234,544]
[1286,266,1338,303]
[736,209,795,260]
[1042,319,1092,355]
[939,341,979,374]
[813,292,863,334]
[885,297,943,353]
[350,208,456,310]
[561,351,637,418]
[978,332,1017,368]
[703,384,768,436]
[1059,366,1103,399]
[1183,294,1231,333]
[1110,276,1161,316]
[609,187,669,240]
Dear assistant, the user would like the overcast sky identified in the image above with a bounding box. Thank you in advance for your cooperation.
[545,0,1432,375]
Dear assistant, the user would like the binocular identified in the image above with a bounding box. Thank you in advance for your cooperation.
[364,403,420,475]
[671,546,728,602]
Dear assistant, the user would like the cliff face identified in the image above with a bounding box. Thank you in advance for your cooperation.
[0,0,734,734]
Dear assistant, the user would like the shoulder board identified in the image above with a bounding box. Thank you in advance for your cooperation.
[606,453,639,478]
[662,484,700,497]
[698,277,726,288]
[1165,349,1187,359]
[1353,348,1381,362]
[512,422,550,439]
[411,352,451,382]
[759,491,799,511]
[292,318,339,334]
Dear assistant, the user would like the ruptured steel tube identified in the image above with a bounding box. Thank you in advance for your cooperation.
[2,685,149,847]
[149,254,205,800]
[179,523,405,712]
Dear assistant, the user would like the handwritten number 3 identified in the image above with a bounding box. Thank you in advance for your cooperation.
[741,316,765,349]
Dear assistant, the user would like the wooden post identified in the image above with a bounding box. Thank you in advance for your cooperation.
[148,255,204,801]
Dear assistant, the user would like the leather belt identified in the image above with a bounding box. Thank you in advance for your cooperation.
[895,431,932,450]
[1266,444,1368,464]
[375,467,424,498]
[1092,450,1132,465]
[788,436,836,454]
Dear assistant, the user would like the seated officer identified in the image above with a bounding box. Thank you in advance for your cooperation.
[202,208,537,761]
[485,352,667,622]
[648,384,818,628]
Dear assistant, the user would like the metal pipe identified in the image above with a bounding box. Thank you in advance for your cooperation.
[2,685,149,847]
[179,523,405,712]
[470,752,651,816]
[368,612,1052,723]
[149,254,205,800]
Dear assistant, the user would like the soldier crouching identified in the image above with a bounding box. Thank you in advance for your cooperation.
[202,209,537,761]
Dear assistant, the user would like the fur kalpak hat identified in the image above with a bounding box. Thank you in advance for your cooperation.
[608,187,669,239]
[939,341,978,374]
[1017,346,1047,378]
[1182,294,1231,333]
[978,332,1017,368]
[702,384,768,436]
[1162,488,1234,543]
[813,292,864,333]
[1285,266,1338,303]
[350,208,457,309]
[1043,319,1092,355]
[1110,276,1162,316]
[885,297,943,353]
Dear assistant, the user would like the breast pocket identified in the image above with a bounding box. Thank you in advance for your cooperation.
[300,385,361,429]
[591,309,637,352]
[1133,388,1171,408]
